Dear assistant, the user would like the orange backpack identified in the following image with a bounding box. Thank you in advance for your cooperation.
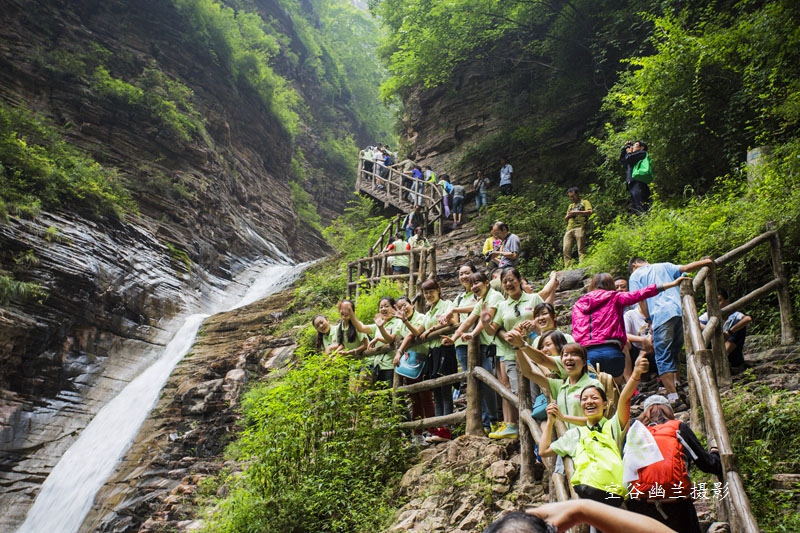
[629,419,692,499]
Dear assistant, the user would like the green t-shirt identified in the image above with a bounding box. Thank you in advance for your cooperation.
[547,372,603,429]
[389,239,410,267]
[493,291,545,361]
[396,310,429,355]
[331,321,368,351]
[451,291,476,347]
[551,413,625,496]
[470,288,504,346]
[566,199,592,230]
[423,299,452,349]
[321,324,338,351]
[367,317,402,370]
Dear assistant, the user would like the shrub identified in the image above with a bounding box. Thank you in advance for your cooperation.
[722,384,800,532]
[0,273,47,304]
[0,102,134,218]
[92,66,204,142]
[354,279,405,324]
[203,352,410,533]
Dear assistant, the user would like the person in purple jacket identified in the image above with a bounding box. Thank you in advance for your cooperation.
[571,273,686,386]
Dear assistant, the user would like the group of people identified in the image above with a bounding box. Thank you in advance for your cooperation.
[361,146,522,230]
[311,232,753,532]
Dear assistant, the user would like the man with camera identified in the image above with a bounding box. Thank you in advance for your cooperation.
[620,140,651,214]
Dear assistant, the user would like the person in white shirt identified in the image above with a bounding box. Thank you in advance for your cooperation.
[499,158,513,195]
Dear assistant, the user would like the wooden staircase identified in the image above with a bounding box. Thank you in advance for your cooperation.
[356,152,446,236]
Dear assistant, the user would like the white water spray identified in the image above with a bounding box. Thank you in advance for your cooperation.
[17,262,309,533]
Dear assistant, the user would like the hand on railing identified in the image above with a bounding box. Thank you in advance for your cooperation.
[661,275,690,291]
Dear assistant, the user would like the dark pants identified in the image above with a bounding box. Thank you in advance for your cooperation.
[628,180,650,213]
[427,346,457,417]
[373,368,394,387]
[626,498,702,533]
[500,184,512,195]
[727,328,747,367]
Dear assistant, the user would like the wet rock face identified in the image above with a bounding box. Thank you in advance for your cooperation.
[0,0,331,526]
[80,289,300,533]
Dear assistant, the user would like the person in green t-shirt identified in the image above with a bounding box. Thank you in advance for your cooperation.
[331,300,369,356]
[416,279,456,443]
[563,186,593,266]
[350,296,403,386]
[484,267,544,440]
[443,271,503,431]
[539,354,648,504]
[393,296,436,438]
[312,314,339,353]
[385,232,411,274]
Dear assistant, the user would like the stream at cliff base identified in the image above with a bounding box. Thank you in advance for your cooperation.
[16,261,310,533]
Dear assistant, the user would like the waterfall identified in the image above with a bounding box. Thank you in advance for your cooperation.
[16,261,310,533]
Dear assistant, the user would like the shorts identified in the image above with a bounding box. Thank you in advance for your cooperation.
[586,344,626,377]
[452,196,464,214]
[501,358,518,395]
[653,316,683,375]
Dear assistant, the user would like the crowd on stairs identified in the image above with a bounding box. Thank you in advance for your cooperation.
[350,144,756,532]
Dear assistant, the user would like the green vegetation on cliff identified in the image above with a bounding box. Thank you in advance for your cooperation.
[0,102,134,219]
[202,199,410,532]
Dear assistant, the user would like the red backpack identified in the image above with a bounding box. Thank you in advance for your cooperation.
[630,419,692,499]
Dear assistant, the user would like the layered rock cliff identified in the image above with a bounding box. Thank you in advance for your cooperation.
[0,0,381,526]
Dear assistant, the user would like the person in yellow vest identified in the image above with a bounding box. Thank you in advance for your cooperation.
[539,354,648,509]
[563,186,593,266]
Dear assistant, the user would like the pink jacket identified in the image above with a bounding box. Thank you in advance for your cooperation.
[571,285,659,347]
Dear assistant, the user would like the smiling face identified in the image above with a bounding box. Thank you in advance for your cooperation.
[614,278,628,292]
[502,271,522,298]
[458,266,474,289]
[471,279,488,298]
[379,299,394,317]
[338,301,354,320]
[423,288,440,306]
[534,309,556,332]
[541,336,559,356]
[580,387,607,422]
[313,316,330,334]
[396,300,412,318]
[561,348,586,378]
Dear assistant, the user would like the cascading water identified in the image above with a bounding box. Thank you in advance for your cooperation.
[16,261,310,533]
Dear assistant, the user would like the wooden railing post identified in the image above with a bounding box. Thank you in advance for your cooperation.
[518,368,534,485]
[465,337,483,436]
[769,231,796,344]
[681,280,705,437]
[704,262,731,388]
[428,247,437,280]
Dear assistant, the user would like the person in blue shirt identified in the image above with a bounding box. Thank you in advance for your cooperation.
[628,256,713,409]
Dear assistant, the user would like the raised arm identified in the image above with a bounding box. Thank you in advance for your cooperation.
[516,349,552,392]
[349,314,374,335]
[539,403,559,457]
[618,353,648,428]
[680,257,714,273]
[537,271,560,304]
[530,499,677,533]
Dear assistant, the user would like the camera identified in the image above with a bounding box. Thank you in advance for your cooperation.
[623,141,634,149]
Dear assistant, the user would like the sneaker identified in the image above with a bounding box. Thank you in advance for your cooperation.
[488,423,518,440]
[425,426,452,443]
[490,422,505,434]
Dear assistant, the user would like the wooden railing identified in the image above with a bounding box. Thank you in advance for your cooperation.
[347,247,436,301]
[375,334,576,504]
[368,214,406,258]
[356,152,445,236]
[679,227,793,533]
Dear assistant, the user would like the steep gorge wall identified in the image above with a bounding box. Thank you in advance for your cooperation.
[0,0,367,525]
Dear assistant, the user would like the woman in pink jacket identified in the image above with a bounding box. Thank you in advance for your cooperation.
[571,273,685,384]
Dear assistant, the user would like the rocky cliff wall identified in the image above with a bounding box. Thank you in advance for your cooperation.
[0,0,360,524]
